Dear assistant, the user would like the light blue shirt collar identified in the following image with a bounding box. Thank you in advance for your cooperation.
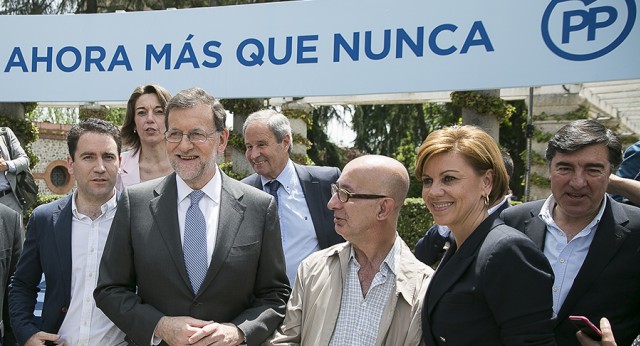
[260,159,295,195]
[538,194,607,233]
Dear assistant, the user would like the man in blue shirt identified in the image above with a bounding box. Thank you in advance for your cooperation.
[501,119,640,346]
[242,110,343,284]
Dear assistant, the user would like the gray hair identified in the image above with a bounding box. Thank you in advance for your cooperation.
[243,109,292,154]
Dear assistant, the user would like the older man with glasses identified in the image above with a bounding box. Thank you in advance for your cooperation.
[265,155,433,346]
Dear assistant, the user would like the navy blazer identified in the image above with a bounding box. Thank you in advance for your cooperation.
[242,163,343,249]
[422,214,556,346]
[501,197,640,346]
[8,195,73,345]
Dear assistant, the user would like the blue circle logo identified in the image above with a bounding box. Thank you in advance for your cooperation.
[542,0,636,61]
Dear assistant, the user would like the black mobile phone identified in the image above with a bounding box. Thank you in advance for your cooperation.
[569,315,602,341]
[43,341,58,346]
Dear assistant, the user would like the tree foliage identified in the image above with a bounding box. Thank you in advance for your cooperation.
[351,103,457,197]
[307,105,348,169]
[1,0,291,14]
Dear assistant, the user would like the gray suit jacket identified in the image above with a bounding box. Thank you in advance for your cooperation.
[501,197,640,346]
[0,203,22,339]
[0,127,29,205]
[94,172,290,346]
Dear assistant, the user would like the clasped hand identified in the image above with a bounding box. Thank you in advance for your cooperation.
[156,316,244,346]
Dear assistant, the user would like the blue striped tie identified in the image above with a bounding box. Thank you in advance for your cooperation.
[183,190,208,294]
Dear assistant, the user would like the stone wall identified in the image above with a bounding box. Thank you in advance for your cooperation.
[32,122,74,195]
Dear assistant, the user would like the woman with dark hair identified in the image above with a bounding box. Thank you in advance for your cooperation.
[416,125,556,345]
[117,84,173,190]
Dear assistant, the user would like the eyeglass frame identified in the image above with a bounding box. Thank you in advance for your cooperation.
[330,183,388,203]
[164,129,218,143]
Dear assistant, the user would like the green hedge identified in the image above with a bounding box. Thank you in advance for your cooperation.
[25,194,433,251]
[398,198,432,250]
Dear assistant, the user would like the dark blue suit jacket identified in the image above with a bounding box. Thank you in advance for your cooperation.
[242,163,343,249]
[501,196,640,346]
[422,214,555,345]
[8,195,73,345]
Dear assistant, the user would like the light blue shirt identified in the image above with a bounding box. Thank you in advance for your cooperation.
[538,195,606,315]
[261,159,319,284]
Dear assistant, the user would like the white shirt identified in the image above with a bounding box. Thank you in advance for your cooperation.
[261,160,319,284]
[176,167,222,267]
[538,195,606,315]
[329,237,398,346]
[57,191,125,346]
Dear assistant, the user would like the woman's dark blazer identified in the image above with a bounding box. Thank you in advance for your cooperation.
[422,214,556,346]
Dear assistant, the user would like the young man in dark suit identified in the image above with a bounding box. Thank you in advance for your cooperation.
[95,88,290,346]
[501,119,640,346]
[9,119,124,345]
[242,110,343,284]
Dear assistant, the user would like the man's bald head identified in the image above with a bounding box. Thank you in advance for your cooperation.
[344,155,410,211]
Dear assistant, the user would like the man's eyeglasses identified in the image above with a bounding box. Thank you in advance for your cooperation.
[330,184,387,203]
[164,130,217,143]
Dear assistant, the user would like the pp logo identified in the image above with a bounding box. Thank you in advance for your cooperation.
[542,0,636,61]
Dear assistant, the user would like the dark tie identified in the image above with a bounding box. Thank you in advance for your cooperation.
[183,190,208,294]
[266,180,281,206]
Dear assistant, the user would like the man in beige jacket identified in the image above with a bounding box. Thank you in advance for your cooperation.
[265,155,433,346]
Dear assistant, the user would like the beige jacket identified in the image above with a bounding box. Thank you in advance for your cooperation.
[265,237,433,346]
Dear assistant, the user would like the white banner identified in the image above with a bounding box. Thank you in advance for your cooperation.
[0,0,638,102]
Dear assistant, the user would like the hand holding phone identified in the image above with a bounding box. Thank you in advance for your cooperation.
[570,315,602,341]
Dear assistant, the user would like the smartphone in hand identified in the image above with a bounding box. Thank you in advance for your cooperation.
[569,315,602,341]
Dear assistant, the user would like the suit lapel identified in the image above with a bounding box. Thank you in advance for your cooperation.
[557,198,630,320]
[149,174,192,290]
[522,206,547,250]
[426,218,496,317]
[53,196,73,302]
[199,173,246,294]
[294,164,326,243]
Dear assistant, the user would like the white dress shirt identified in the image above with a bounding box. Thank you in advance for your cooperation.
[57,191,125,346]
[176,168,222,267]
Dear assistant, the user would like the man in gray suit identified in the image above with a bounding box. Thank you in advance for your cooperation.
[0,203,23,346]
[242,110,342,284]
[95,88,290,346]
[0,127,30,214]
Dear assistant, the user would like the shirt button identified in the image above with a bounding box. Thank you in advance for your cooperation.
[560,258,565,263]
[553,287,559,292]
